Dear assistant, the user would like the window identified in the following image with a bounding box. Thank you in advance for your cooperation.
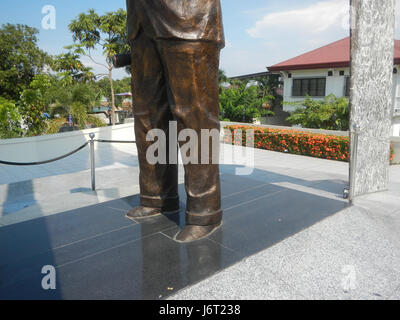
[292,78,326,97]
[339,70,345,76]
[344,77,350,97]
[328,71,333,76]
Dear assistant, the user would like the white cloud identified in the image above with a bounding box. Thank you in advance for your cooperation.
[241,0,352,69]
[220,49,270,77]
[248,0,400,41]
[247,0,349,39]
[221,0,400,76]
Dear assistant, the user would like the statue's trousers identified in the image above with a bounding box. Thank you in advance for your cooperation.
[131,30,223,226]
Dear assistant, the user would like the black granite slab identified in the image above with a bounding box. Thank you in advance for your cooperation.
[210,188,348,258]
[0,232,239,300]
[0,170,348,300]
[0,202,137,266]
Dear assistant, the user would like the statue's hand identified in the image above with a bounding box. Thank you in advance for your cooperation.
[112,53,132,68]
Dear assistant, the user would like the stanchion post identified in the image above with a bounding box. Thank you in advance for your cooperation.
[349,123,360,204]
[89,133,96,191]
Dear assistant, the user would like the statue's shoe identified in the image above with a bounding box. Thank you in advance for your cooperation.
[126,206,162,221]
[173,223,222,243]
[126,206,179,221]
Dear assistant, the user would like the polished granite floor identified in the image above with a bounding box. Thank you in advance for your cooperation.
[0,169,348,300]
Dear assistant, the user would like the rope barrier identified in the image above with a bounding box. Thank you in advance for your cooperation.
[0,138,136,167]
[0,141,89,166]
[95,139,136,144]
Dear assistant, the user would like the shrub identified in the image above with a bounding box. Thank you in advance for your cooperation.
[45,118,67,135]
[285,94,349,131]
[0,97,22,139]
[390,144,394,163]
[225,125,394,164]
[219,81,274,123]
[87,114,107,128]
[70,102,88,129]
[225,125,349,162]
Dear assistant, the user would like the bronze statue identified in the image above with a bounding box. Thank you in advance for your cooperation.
[114,0,225,242]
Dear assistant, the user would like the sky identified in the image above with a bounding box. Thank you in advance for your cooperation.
[1,0,400,79]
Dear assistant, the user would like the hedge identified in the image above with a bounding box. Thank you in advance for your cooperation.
[224,125,394,163]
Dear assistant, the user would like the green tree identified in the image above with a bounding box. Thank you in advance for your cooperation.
[218,69,229,84]
[0,97,22,139]
[45,81,104,133]
[70,102,88,129]
[19,74,54,136]
[254,75,281,111]
[96,77,131,107]
[51,51,95,85]
[68,9,129,125]
[219,80,274,123]
[48,82,101,119]
[70,82,101,109]
[0,24,48,100]
[286,94,350,130]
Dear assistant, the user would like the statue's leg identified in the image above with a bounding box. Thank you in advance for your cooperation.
[158,40,223,241]
[127,31,179,219]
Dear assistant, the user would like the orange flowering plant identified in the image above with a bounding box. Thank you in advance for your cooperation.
[390,144,395,163]
[225,125,394,164]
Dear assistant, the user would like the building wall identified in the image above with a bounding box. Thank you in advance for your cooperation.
[281,68,349,112]
[281,66,400,136]
[326,69,349,96]
[392,66,400,136]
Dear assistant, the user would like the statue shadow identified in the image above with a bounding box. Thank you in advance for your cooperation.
[103,163,349,299]
[0,163,348,299]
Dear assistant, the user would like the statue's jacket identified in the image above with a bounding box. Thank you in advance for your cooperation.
[126,0,225,48]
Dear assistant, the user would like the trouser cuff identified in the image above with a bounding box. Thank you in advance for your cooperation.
[140,195,180,212]
[186,210,223,226]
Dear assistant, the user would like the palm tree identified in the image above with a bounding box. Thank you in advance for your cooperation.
[218,69,229,84]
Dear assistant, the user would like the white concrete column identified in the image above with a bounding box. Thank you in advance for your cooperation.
[349,0,395,197]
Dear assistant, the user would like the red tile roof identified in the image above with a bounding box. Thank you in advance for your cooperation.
[268,37,400,72]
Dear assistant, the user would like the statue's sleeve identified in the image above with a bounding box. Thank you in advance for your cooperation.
[126,0,135,43]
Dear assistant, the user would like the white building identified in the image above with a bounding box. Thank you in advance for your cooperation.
[268,37,400,136]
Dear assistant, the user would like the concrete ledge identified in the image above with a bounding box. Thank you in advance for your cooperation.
[0,123,135,163]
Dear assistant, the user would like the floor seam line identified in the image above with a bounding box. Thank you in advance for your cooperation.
[56,232,158,269]
[0,223,139,269]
